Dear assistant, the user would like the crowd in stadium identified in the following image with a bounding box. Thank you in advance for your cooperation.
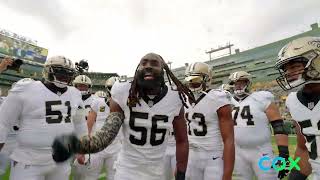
[0,36,319,180]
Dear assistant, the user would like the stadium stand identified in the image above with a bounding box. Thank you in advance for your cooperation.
[170,23,320,132]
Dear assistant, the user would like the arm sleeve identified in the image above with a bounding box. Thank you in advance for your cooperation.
[78,111,124,153]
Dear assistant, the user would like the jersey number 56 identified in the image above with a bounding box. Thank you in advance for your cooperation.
[129,111,168,146]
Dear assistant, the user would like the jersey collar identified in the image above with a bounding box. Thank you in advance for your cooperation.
[296,88,320,110]
[141,85,168,107]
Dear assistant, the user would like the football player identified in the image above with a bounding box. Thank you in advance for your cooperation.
[0,56,86,180]
[72,75,99,180]
[78,76,121,180]
[229,71,289,180]
[52,52,195,180]
[184,62,235,180]
[73,74,96,123]
[275,36,320,180]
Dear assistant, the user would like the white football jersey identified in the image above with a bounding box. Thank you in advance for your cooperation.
[185,89,231,154]
[83,95,96,109]
[286,91,320,161]
[0,80,84,165]
[231,91,274,147]
[83,94,97,120]
[90,97,110,131]
[90,96,121,155]
[111,81,182,171]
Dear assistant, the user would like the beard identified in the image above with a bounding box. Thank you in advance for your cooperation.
[137,69,164,91]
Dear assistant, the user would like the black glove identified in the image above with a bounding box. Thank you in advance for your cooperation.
[175,171,185,180]
[52,134,80,163]
[277,146,290,179]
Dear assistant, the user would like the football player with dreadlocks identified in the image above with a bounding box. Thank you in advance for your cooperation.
[275,36,320,180]
[77,77,121,180]
[184,62,235,180]
[51,52,194,180]
[229,71,289,180]
[0,56,86,180]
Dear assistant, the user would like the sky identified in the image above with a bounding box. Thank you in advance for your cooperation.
[0,0,318,76]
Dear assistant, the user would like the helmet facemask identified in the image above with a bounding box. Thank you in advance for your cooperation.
[185,73,210,98]
[275,50,320,91]
[75,84,91,95]
[184,62,212,99]
[230,78,251,99]
[45,66,75,88]
[73,75,92,95]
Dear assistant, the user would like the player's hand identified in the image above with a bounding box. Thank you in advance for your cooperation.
[76,154,86,165]
[52,133,80,163]
[175,171,185,180]
[277,146,290,179]
[275,158,290,179]
[278,168,289,179]
[0,57,13,72]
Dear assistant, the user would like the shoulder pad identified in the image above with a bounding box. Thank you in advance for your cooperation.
[207,89,231,101]
[285,92,297,108]
[111,81,130,96]
[251,91,274,102]
[10,78,36,93]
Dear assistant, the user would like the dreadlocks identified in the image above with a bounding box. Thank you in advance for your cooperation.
[127,53,195,108]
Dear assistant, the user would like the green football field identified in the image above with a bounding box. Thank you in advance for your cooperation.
[0,136,300,180]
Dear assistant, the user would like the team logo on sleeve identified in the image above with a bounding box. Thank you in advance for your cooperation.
[99,106,106,112]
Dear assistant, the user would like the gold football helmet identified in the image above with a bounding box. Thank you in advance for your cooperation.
[184,62,212,92]
[228,71,252,97]
[275,36,320,90]
[73,75,92,95]
[43,56,75,88]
